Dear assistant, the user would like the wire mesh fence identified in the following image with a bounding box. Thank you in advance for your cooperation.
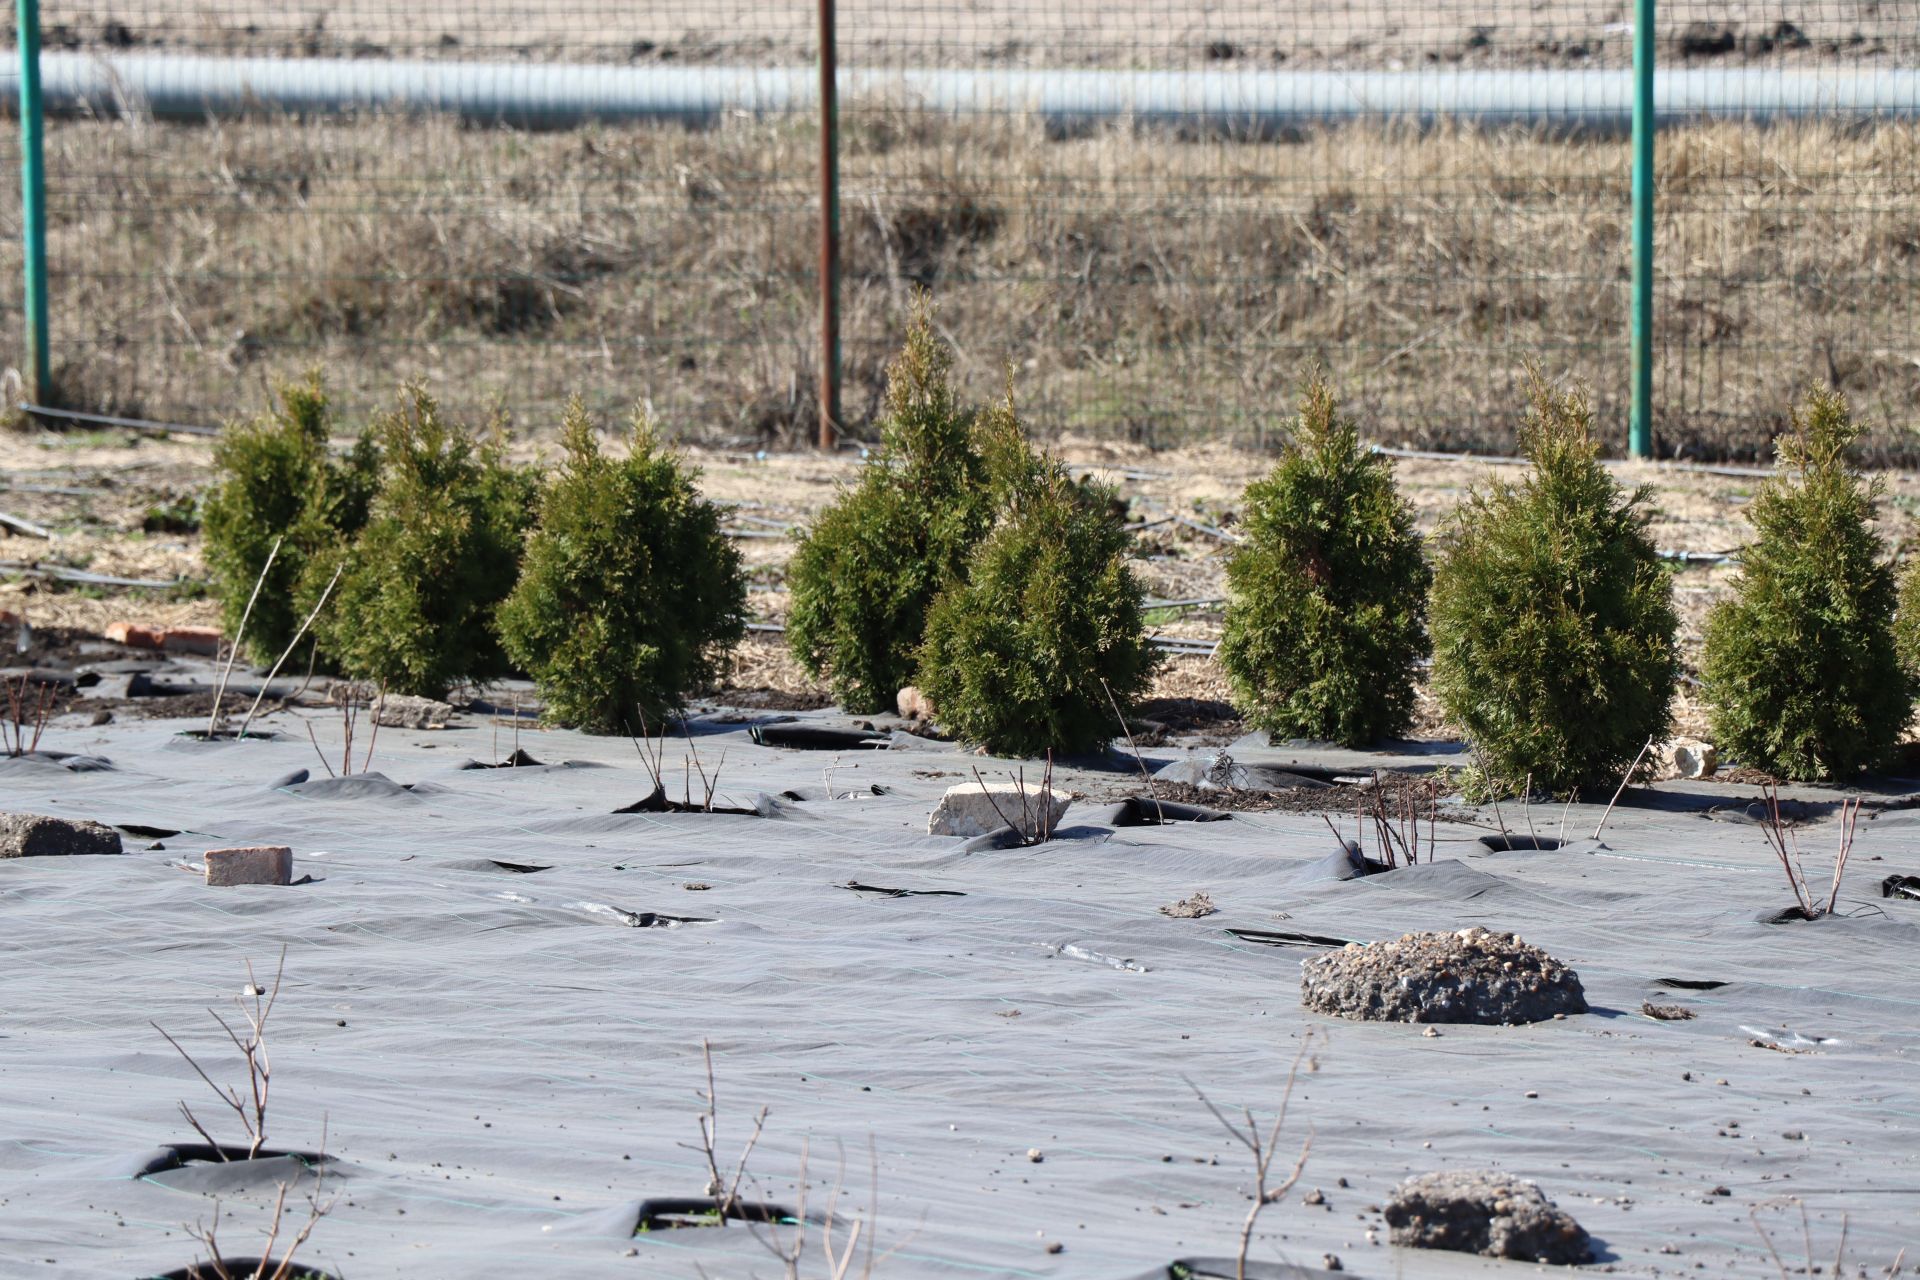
[0,2,1915,457]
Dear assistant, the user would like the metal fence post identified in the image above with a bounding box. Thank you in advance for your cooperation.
[1629,0,1655,458]
[15,0,51,406]
[817,0,841,450]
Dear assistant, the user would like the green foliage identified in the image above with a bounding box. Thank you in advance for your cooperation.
[309,385,534,699]
[201,375,377,663]
[919,453,1161,758]
[1218,371,1430,745]
[1703,388,1910,779]
[1429,372,1677,793]
[786,303,1011,713]
[1897,558,1920,683]
[141,493,201,535]
[498,400,746,732]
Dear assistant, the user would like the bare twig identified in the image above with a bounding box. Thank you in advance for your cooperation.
[686,1038,768,1218]
[1468,742,1509,836]
[1591,736,1656,841]
[360,681,387,774]
[151,948,287,1161]
[1189,1030,1320,1280]
[1101,676,1163,823]
[1826,796,1860,915]
[239,562,343,738]
[302,721,335,778]
[207,535,281,739]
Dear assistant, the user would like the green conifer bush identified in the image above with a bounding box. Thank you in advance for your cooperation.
[1896,560,1920,682]
[786,303,1005,713]
[202,375,383,663]
[1218,371,1430,745]
[1429,372,1677,793]
[308,385,534,699]
[1702,388,1911,779]
[498,400,746,732]
[918,450,1161,759]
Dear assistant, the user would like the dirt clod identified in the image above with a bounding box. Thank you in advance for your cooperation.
[1158,891,1217,918]
[1300,927,1587,1025]
[1384,1169,1591,1264]
[0,811,124,858]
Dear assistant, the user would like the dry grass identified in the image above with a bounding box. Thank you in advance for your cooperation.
[3,111,1915,459]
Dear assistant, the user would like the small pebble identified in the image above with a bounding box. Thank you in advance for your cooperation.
[1323,1255,1343,1272]
[1027,1148,1044,1163]
[1525,1090,1539,1099]
[1045,1242,1063,1254]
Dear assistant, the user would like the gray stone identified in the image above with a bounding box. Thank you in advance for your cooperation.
[331,685,453,729]
[1300,927,1587,1025]
[929,780,1069,840]
[1384,1170,1590,1264]
[0,811,123,858]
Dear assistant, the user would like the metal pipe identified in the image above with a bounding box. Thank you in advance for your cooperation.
[1629,0,1656,459]
[817,0,841,451]
[8,55,1919,132]
[14,0,50,404]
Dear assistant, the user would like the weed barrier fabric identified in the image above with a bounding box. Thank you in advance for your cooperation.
[2,707,1918,1277]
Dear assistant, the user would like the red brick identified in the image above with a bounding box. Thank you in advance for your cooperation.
[205,846,293,887]
[106,621,165,650]
[161,626,223,656]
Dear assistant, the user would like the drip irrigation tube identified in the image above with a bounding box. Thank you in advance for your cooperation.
[4,56,1918,132]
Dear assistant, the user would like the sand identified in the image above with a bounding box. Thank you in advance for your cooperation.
[1,666,1918,1278]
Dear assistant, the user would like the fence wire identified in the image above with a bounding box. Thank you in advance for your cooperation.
[1,2,1916,457]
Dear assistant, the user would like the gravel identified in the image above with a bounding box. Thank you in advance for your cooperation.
[1299,927,1587,1024]
[1384,1169,1592,1264]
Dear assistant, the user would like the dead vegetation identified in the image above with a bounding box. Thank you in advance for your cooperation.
[2,674,54,756]
[153,950,337,1280]
[1189,1030,1320,1280]
[1756,780,1861,919]
[10,112,1917,459]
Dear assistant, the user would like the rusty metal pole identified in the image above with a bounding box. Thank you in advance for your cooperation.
[817,0,841,449]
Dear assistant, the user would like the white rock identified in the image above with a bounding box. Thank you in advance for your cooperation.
[929,780,1069,840]
[896,685,935,722]
[1669,738,1717,779]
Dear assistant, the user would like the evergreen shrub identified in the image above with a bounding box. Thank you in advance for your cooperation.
[1703,387,1910,779]
[786,302,1005,713]
[1218,370,1430,745]
[309,385,534,698]
[918,449,1161,759]
[1429,372,1677,793]
[498,400,746,732]
[201,375,379,662]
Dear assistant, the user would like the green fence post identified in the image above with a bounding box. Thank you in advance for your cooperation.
[816,0,841,450]
[14,0,50,407]
[1628,0,1655,458]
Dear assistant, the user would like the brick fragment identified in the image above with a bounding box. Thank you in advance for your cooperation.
[205,845,293,887]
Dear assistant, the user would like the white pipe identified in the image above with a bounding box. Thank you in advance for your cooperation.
[4,53,1917,132]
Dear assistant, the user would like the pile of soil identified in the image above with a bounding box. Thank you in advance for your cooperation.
[1300,927,1587,1025]
[1384,1169,1591,1264]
